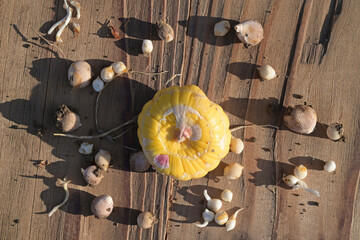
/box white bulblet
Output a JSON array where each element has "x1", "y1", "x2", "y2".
[
  {"x1": 78, "y1": 142, "x2": 93, "y2": 155},
  {"x1": 293, "y1": 165, "x2": 308, "y2": 180},
  {"x1": 92, "y1": 77, "x2": 104, "y2": 92},
  {"x1": 100, "y1": 66, "x2": 115, "y2": 82},
  {"x1": 221, "y1": 189, "x2": 233, "y2": 202},
  {"x1": 142, "y1": 39, "x2": 153, "y2": 57},
  {"x1": 111, "y1": 61, "x2": 128, "y2": 75},
  {"x1": 326, "y1": 123, "x2": 344, "y2": 141},
  {"x1": 257, "y1": 65, "x2": 277, "y2": 80},
  {"x1": 324, "y1": 160, "x2": 336, "y2": 173},
  {"x1": 214, "y1": 211, "x2": 228, "y2": 225},
  {"x1": 214, "y1": 20, "x2": 230, "y2": 36},
  {"x1": 204, "y1": 189, "x2": 222, "y2": 212},
  {"x1": 230, "y1": 137, "x2": 244, "y2": 154}
]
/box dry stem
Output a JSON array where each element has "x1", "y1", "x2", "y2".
[
  {"x1": 230, "y1": 124, "x2": 279, "y2": 133},
  {"x1": 29, "y1": 26, "x2": 66, "y2": 58},
  {"x1": 48, "y1": 178, "x2": 71, "y2": 217},
  {"x1": 54, "y1": 117, "x2": 137, "y2": 139}
]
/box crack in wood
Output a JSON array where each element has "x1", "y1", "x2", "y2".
[{"x1": 318, "y1": 0, "x2": 342, "y2": 64}]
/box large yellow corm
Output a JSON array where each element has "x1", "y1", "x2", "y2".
[{"x1": 137, "y1": 85, "x2": 231, "y2": 180}]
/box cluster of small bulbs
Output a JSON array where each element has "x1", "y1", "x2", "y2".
[
  {"x1": 282, "y1": 161, "x2": 336, "y2": 197},
  {"x1": 47, "y1": 0, "x2": 81, "y2": 42},
  {"x1": 281, "y1": 104, "x2": 343, "y2": 195},
  {"x1": 195, "y1": 190, "x2": 243, "y2": 231},
  {"x1": 67, "y1": 60, "x2": 128, "y2": 93},
  {"x1": 193, "y1": 163, "x2": 244, "y2": 231}
]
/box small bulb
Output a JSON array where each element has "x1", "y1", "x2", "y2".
[
  {"x1": 293, "y1": 165, "x2": 308, "y2": 180},
  {"x1": 68, "y1": 60, "x2": 92, "y2": 88},
  {"x1": 137, "y1": 212, "x2": 158, "y2": 229},
  {"x1": 226, "y1": 208, "x2": 243, "y2": 231},
  {"x1": 324, "y1": 160, "x2": 336, "y2": 173},
  {"x1": 91, "y1": 195, "x2": 113, "y2": 219},
  {"x1": 257, "y1": 65, "x2": 277, "y2": 80},
  {"x1": 130, "y1": 151, "x2": 151, "y2": 172},
  {"x1": 92, "y1": 77, "x2": 104, "y2": 92},
  {"x1": 70, "y1": 22, "x2": 80, "y2": 35},
  {"x1": 81, "y1": 165, "x2": 104, "y2": 186},
  {"x1": 142, "y1": 39, "x2": 153, "y2": 57},
  {"x1": 214, "y1": 20, "x2": 230, "y2": 36},
  {"x1": 297, "y1": 179, "x2": 320, "y2": 197},
  {"x1": 234, "y1": 20, "x2": 263, "y2": 47},
  {"x1": 220, "y1": 189, "x2": 233, "y2": 202},
  {"x1": 203, "y1": 190, "x2": 222, "y2": 213},
  {"x1": 282, "y1": 174, "x2": 299, "y2": 187},
  {"x1": 95, "y1": 149, "x2": 111, "y2": 171},
  {"x1": 111, "y1": 61, "x2": 128, "y2": 75},
  {"x1": 78, "y1": 142, "x2": 93, "y2": 155},
  {"x1": 223, "y1": 163, "x2": 244, "y2": 180},
  {"x1": 55, "y1": 104, "x2": 81, "y2": 132},
  {"x1": 230, "y1": 136, "x2": 244, "y2": 154},
  {"x1": 283, "y1": 105, "x2": 317, "y2": 134},
  {"x1": 326, "y1": 123, "x2": 344, "y2": 141},
  {"x1": 195, "y1": 209, "x2": 215, "y2": 228},
  {"x1": 156, "y1": 21, "x2": 174, "y2": 43},
  {"x1": 214, "y1": 211, "x2": 228, "y2": 225},
  {"x1": 100, "y1": 66, "x2": 115, "y2": 82}
]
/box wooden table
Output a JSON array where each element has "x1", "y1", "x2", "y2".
[{"x1": 1, "y1": 0, "x2": 359, "y2": 239}]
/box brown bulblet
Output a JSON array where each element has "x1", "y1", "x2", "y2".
[
  {"x1": 55, "y1": 104, "x2": 82, "y2": 132},
  {"x1": 156, "y1": 21, "x2": 174, "y2": 43},
  {"x1": 81, "y1": 165, "x2": 104, "y2": 186},
  {"x1": 283, "y1": 105, "x2": 317, "y2": 134},
  {"x1": 91, "y1": 195, "x2": 114, "y2": 219}
]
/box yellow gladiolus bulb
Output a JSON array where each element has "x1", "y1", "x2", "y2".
[{"x1": 137, "y1": 85, "x2": 231, "y2": 180}]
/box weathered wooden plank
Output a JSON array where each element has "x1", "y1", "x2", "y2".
[
  {"x1": 1, "y1": 0, "x2": 360, "y2": 239},
  {"x1": 274, "y1": 0, "x2": 360, "y2": 239}
]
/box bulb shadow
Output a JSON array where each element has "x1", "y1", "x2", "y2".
[
  {"x1": 19, "y1": 174, "x2": 95, "y2": 216},
  {"x1": 226, "y1": 62, "x2": 260, "y2": 80},
  {"x1": 248, "y1": 157, "x2": 327, "y2": 190},
  {"x1": 206, "y1": 161, "x2": 227, "y2": 183},
  {"x1": 248, "y1": 158, "x2": 294, "y2": 190},
  {"x1": 169, "y1": 184, "x2": 223, "y2": 224},
  {"x1": 107, "y1": 207, "x2": 142, "y2": 225},
  {"x1": 114, "y1": 38, "x2": 143, "y2": 56},
  {"x1": 178, "y1": 16, "x2": 240, "y2": 46},
  {"x1": 94, "y1": 20, "x2": 112, "y2": 39},
  {"x1": 118, "y1": 17, "x2": 160, "y2": 41},
  {"x1": 288, "y1": 156, "x2": 325, "y2": 171}
]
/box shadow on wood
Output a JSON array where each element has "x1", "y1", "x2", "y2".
[
  {"x1": 226, "y1": 62, "x2": 260, "y2": 80},
  {"x1": 118, "y1": 17, "x2": 160, "y2": 40},
  {"x1": 288, "y1": 156, "x2": 325, "y2": 171},
  {"x1": 1, "y1": 57, "x2": 157, "y2": 222},
  {"x1": 248, "y1": 158, "x2": 293, "y2": 189},
  {"x1": 206, "y1": 161, "x2": 227, "y2": 183},
  {"x1": 107, "y1": 207, "x2": 142, "y2": 226},
  {"x1": 178, "y1": 16, "x2": 240, "y2": 46},
  {"x1": 169, "y1": 185, "x2": 223, "y2": 224},
  {"x1": 19, "y1": 174, "x2": 95, "y2": 216}
]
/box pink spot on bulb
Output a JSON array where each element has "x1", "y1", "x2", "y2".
[{"x1": 154, "y1": 154, "x2": 170, "y2": 169}]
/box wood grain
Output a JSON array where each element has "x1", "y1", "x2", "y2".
[{"x1": 0, "y1": 0, "x2": 359, "y2": 240}]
